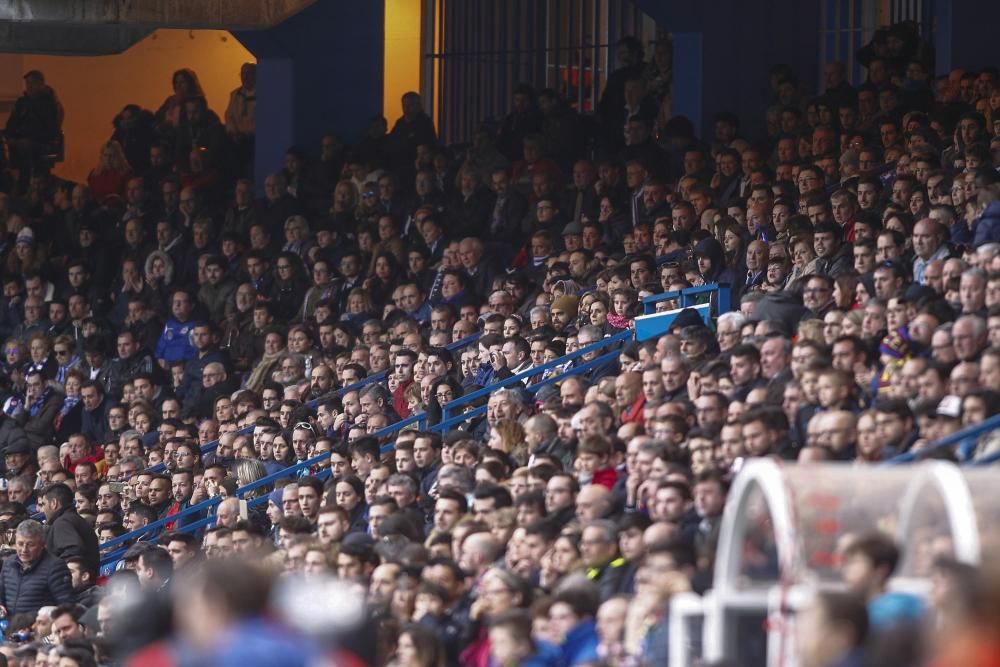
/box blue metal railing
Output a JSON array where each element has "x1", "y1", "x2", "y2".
[
  {"x1": 98, "y1": 326, "x2": 641, "y2": 565},
  {"x1": 100, "y1": 451, "x2": 337, "y2": 567},
  {"x1": 642, "y1": 283, "x2": 732, "y2": 315},
  {"x1": 141, "y1": 333, "x2": 481, "y2": 474},
  {"x1": 99, "y1": 333, "x2": 482, "y2": 568},
  {"x1": 886, "y1": 413, "x2": 1000, "y2": 465},
  {"x1": 431, "y1": 346, "x2": 627, "y2": 433},
  {"x1": 439, "y1": 329, "x2": 633, "y2": 425}
]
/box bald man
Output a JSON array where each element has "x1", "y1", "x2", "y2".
[
  {"x1": 745, "y1": 240, "x2": 768, "y2": 289},
  {"x1": 576, "y1": 484, "x2": 612, "y2": 522},
  {"x1": 459, "y1": 531, "x2": 500, "y2": 578},
  {"x1": 215, "y1": 497, "x2": 240, "y2": 528},
  {"x1": 815, "y1": 410, "x2": 857, "y2": 460},
  {"x1": 615, "y1": 372, "x2": 645, "y2": 424}
]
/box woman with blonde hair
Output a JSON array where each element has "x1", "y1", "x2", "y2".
[
  {"x1": 330, "y1": 179, "x2": 359, "y2": 229},
  {"x1": 797, "y1": 319, "x2": 826, "y2": 344},
  {"x1": 87, "y1": 140, "x2": 132, "y2": 203},
  {"x1": 282, "y1": 215, "x2": 314, "y2": 260},
  {"x1": 245, "y1": 328, "x2": 286, "y2": 392},
  {"x1": 487, "y1": 419, "x2": 528, "y2": 466},
  {"x1": 234, "y1": 458, "x2": 271, "y2": 500}
]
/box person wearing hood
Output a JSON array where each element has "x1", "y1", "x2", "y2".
[{"x1": 693, "y1": 237, "x2": 737, "y2": 290}]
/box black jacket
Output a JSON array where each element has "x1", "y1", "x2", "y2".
[
  {"x1": 0, "y1": 551, "x2": 74, "y2": 615},
  {"x1": 46, "y1": 506, "x2": 101, "y2": 577}
]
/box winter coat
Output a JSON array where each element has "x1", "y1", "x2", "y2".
[
  {"x1": 45, "y1": 505, "x2": 101, "y2": 577},
  {"x1": 0, "y1": 551, "x2": 74, "y2": 615}
]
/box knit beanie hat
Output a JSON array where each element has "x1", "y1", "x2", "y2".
[{"x1": 551, "y1": 295, "x2": 579, "y2": 316}]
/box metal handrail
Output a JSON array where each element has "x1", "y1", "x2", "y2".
[
  {"x1": 642, "y1": 282, "x2": 731, "y2": 315},
  {"x1": 440, "y1": 329, "x2": 632, "y2": 423},
  {"x1": 142, "y1": 333, "x2": 481, "y2": 472},
  {"x1": 430, "y1": 346, "x2": 625, "y2": 433},
  {"x1": 99, "y1": 335, "x2": 483, "y2": 563},
  {"x1": 100, "y1": 455, "x2": 336, "y2": 566},
  {"x1": 885, "y1": 413, "x2": 1000, "y2": 465}
]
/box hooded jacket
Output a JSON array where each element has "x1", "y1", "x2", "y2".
[{"x1": 694, "y1": 237, "x2": 737, "y2": 286}]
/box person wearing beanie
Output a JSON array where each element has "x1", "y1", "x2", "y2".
[{"x1": 551, "y1": 295, "x2": 579, "y2": 334}]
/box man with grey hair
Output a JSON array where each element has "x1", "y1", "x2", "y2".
[
  {"x1": 215, "y1": 497, "x2": 240, "y2": 528},
  {"x1": 580, "y1": 519, "x2": 627, "y2": 600},
  {"x1": 485, "y1": 389, "x2": 528, "y2": 437},
  {"x1": 959, "y1": 268, "x2": 988, "y2": 315},
  {"x1": 359, "y1": 383, "x2": 397, "y2": 425},
  {"x1": 660, "y1": 354, "x2": 691, "y2": 402},
  {"x1": 524, "y1": 413, "x2": 571, "y2": 466},
  {"x1": 953, "y1": 315, "x2": 988, "y2": 362},
  {"x1": 436, "y1": 463, "x2": 476, "y2": 496},
  {"x1": 574, "y1": 324, "x2": 619, "y2": 381},
  {"x1": 459, "y1": 236, "x2": 496, "y2": 298},
  {"x1": 0, "y1": 520, "x2": 74, "y2": 615},
  {"x1": 528, "y1": 305, "x2": 551, "y2": 330},
  {"x1": 716, "y1": 311, "x2": 745, "y2": 352},
  {"x1": 458, "y1": 531, "x2": 501, "y2": 579}
]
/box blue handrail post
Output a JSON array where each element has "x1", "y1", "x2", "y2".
[{"x1": 718, "y1": 283, "x2": 732, "y2": 315}]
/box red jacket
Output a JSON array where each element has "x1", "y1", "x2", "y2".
[
  {"x1": 619, "y1": 395, "x2": 646, "y2": 425},
  {"x1": 592, "y1": 466, "x2": 618, "y2": 490}
]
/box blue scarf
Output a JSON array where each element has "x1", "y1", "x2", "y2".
[
  {"x1": 56, "y1": 356, "x2": 80, "y2": 384},
  {"x1": 60, "y1": 395, "x2": 81, "y2": 418},
  {"x1": 28, "y1": 388, "x2": 51, "y2": 417}
]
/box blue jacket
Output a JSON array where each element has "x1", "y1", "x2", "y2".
[
  {"x1": 560, "y1": 618, "x2": 600, "y2": 666},
  {"x1": 974, "y1": 200, "x2": 1000, "y2": 246},
  {"x1": 155, "y1": 318, "x2": 197, "y2": 364},
  {"x1": 489, "y1": 640, "x2": 563, "y2": 667},
  {"x1": 523, "y1": 641, "x2": 564, "y2": 667}
]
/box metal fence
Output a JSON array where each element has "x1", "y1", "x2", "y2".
[{"x1": 424, "y1": 0, "x2": 660, "y2": 145}]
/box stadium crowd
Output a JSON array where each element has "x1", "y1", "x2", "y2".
[{"x1": 0, "y1": 19, "x2": 994, "y2": 667}]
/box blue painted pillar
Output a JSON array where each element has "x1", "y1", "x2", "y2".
[
  {"x1": 235, "y1": 1, "x2": 385, "y2": 191},
  {"x1": 932, "y1": 0, "x2": 1000, "y2": 75},
  {"x1": 630, "y1": 0, "x2": 819, "y2": 142},
  {"x1": 671, "y1": 32, "x2": 703, "y2": 138}
]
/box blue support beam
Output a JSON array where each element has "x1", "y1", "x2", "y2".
[{"x1": 234, "y1": 0, "x2": 386, "y2": 192}]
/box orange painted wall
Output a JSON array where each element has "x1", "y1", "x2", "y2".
[
  {"x1": 12, "y1": 29, "x2": 254, "y2": 184},
  {"x1": 383, "y1": 0, "x2": 423, "y2": 127}
]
